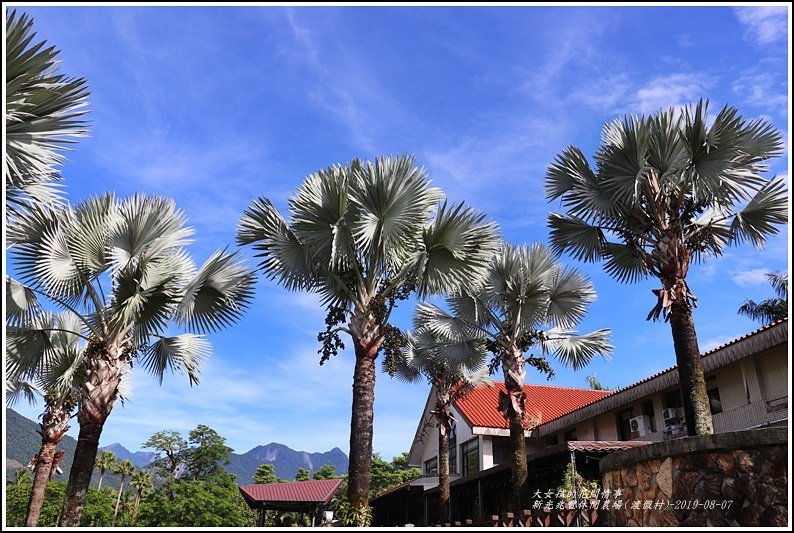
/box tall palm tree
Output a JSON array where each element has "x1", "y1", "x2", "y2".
[
  {"x1": 112, "y1": 459, "x2": 136, "y2": 525},
  {"x1": 738, "y1": 272, "x2": 788, "y2": 324},
  {"x1": 94, "y1": 450, "x2": 117, "y2": 491},
  {"x1": 237, "y1": 154, "x2": 500, "y2": 524},
  {"x1": 545, "y1": 100, "x2": 786, "y2": 436},
  {"x1": 417, "y1": 244, "x2": 612, "y2": 514},
  {"x1": 6, "y1": 193, "x2": 256, "y2": 526},
  {"x1": 6, "y1": 311, "x2": 84, "y2": 527},
  {"x1": 390, "y1": 326, "x2": 490, "y2": 524},
  {"x1": 129, "y1": 469, "x2": 153, "y2": 522},
  {"x1": 4, "y1": 9, "x2": 89, "y2": 216}
]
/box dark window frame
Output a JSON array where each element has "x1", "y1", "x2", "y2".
[{"x1": 460, "y1": 437, "x2": 479, "y2": 477}]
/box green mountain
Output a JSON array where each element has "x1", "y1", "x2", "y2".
[
  {"x1": 5, "y1": 408, "x2": 121, "y2": 489},
  {"x1": 6, "y1": 409, "x2": 348, "y2": 486}
]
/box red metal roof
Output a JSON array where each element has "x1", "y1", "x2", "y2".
[
  {"x1": 238, "y1": 478, "x2": 344, "y2": 504},
  {"x1": 454, "y1": 382, "x2": 612, "y2": 429}
]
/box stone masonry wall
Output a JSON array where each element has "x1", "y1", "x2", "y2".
[{"x1": 600, "y1": 428, "x2": 788, "y2": 527}]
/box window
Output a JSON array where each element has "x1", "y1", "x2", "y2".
[
  {"x1": 564, "y1": 429, "x2": 577, "y2": 442},
  {"x1": 424, "y1": 457, "x2": 438, "y2": 475},
  {"x1": 642, "y1": 400, "x2": 656, "y2": 432},
  {"x1": 460, "y1": 438, "x2": 479, "y2": 477},
  {"x1": 545, "y1": 434, "x2": 559, "y2": 446},
  {"x1": 617, "y1": 409, "x2": 633, "y2": 441},
  {"x1": 664, "y1": 390, "x2": 682, "y2": 409},
  {"x1": 707, "y1": 387, "x2": 723, "y2": 415},
  {"x1": 493, "y1": 437, "x2": 511, "y2": 464},
  {"x1": 448, "y1": 419, "x2": 457, "y2": 474}
]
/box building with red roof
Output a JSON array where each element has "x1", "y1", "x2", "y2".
[
  {"x1": 239, "y1": 478, "x2": 344, "y2": 526},
  {"x1": 372, "y1": 319, "x2": 788, "y2": 526}
]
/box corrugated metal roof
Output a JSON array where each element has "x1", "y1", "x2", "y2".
[
  {"x1": 238, "y1": 478, "x2": 343, "y2": 504},
  {"x1": 454, "y1": 382, "x2": 612, "y2": 429}
]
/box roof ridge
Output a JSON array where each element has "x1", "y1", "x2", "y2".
[{"x1": 488, "y1": 380, "x2": 613, "y2": 394}]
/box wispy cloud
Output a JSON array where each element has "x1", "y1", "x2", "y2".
[
  {"x1": 676, "y1": 33, "x2": 693, "y2": 48},
  {"x1": 700, "y1": 335, "x2": 735, "y2": 353},
  {"x1": 629, "y1": 73, "x2": 716, "y2": 115},
  {"x1": 732, "y1": 66, "x2": 788, "y2": 117},
  {"x1": 734, "y1": 7, "x2": 788, "y2": 45},
  {"x1": 731, "y1": 268, "x2": 773, "y2": 287}
]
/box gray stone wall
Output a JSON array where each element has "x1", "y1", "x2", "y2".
[{"x1": 600, "y1": 428, "x2": 788, "y2": 527}]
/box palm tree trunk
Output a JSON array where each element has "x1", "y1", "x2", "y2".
[
  {"x1": 97, "y1": 468, "x2": 105, "y2": 491},
  {"x1": 60, "y1": 420, "x2": 104, "y2": 526},
  {"x1": 60, "y1": 341, "x2": 124, "y2": 526},
  {"x1": 24, "y1": 442, "x2": 56, "y2": 527},
  {"x1": 437, "y1": 411, "x2": 451, "y2": 524},
  {"x1": 26, "y1": 396, "x2": 73, "y2": 527},
  {"x1": 113, "y1": 476, "x2": 126, "y2": 525},
  {"x1": 501, "y1": 347, "x2": 527, "y2": 516},
  {"x1": 132, "y1": 491, "x2": 141, "y2": 521},
  {"x1": 669, "y1": 297, "x2": 713, "y2": 436},
  {"x1": 346, "y1": 336, "x2": 379, "y2": 525}
]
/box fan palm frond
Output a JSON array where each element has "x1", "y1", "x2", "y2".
[{"x1": 5, "y1": 10, "x2": 89, "y2": 213}]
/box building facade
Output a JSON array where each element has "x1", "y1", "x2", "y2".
[{"x1": 371, "y1": 319, "x2": 788, "y2": 526}]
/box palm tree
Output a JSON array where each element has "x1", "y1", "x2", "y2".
[
  {"x1": 4, "y1": 9, "x2": 89, "y2": 216},
  {"x1": 417, "y1": 243, "x2": 612, "y2": 514},
  {"x1": 129, "y1": 468, "x2": 153, "y2": 522},
  {"x1": 14, "y1": 468, "x2": 33, "y2": 487},
  {"x1": 6, "y1": 311, "x2": 83, "y2": 527},
  {"x1": 112, "y1": 459, "x2": 135, "y2": 525},
  {"x1": 738, "y1": 272, "x2": 788, "y2": 324},
  {"x1": 390, "y1": 326, "x2": 490, "y2": 524},
  {"x1": 94, "y1": 450, "x2": 117, "y2": 491},
  {"x1": 545, "y1": 100, "x2": 786, "y2": 436},
  {"x1": 6, "y1": 193, "x2": 256, "y2": 526},
  {"x1": 237, "y1": 154, "x2": 500, "y2": 524}
]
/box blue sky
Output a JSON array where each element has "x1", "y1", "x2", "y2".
[{"x1": 6, "y1": 5, "x2": 790, "y2": 463}]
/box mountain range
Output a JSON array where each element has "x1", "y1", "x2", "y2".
[{"x1": 5, "y1": 408, "x2": 348, "y2": 485}]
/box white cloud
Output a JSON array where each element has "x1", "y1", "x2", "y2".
[
  {"x1": 732, "y1": 69, "x2": 788, "y2": 117},
  {"x1": 629, "y1": 73, "x2": 716, "y2": 115},
  {"x1": 734, "y1": 7, "x2": 789, "y2": 45},
  {"x1": 700, "y1": 335, "x2": 735, "y2": 353},
  {"x1": 676, "y1": 34, "x2": 693, "y2": 48},
  {"x1": 731, "y1": 268, "x2": 773, "y2": 287},
  {"x1": 568, "y1": 73, "x2": 632, "y2": 113}
]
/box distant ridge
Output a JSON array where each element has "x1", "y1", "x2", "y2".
[{"x1": 6, "y1": 409, "x2": 347, "y2": 485}]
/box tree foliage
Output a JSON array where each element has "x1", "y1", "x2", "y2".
[
  {"x1": 183, "y1": 424, "x2": 233, "y2": 480},
  {"x1": 5, "y1": 9, "x2": 90, "y2": 216},
  {"x1": 142, "y1": 430, "x2": 187, "y2": 480},
  {"x1": 5, "y1": 480, "x2": 116, "y2": 527},
  {"x1": 253, "y1": 463, "x2": 280, "y2": 485},
  {"x1": 738, "y1": 272, "x2": 788, "y2": 324},
  {"x1": 313, "y1": 463, "x2": 339, "y2": 480},
  {"x1": 135, "y1": 474, "x2": 255, "y2": 527}
]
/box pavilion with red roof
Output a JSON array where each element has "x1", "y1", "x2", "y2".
[{"x1": 239, "y1": 478, "x2": 344, "y2": 526}]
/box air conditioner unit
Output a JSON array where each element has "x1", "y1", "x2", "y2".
[
  {"x1": 662, "y1": 407, "x2": 681, "y2": 420},
  {"x1": 663, "y1": 424, "x2": 687, "y2": 440},
  {"x1": 629, "y1": 415, "x2": 652, "y2": 436}
]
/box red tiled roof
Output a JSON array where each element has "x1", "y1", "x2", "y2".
[
  {"x1": 454, "y1": 382, "x2": 612, "y2": 429},
  {"x1": 238, "y1": 478, "x2": 343, "y2": 504}
]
